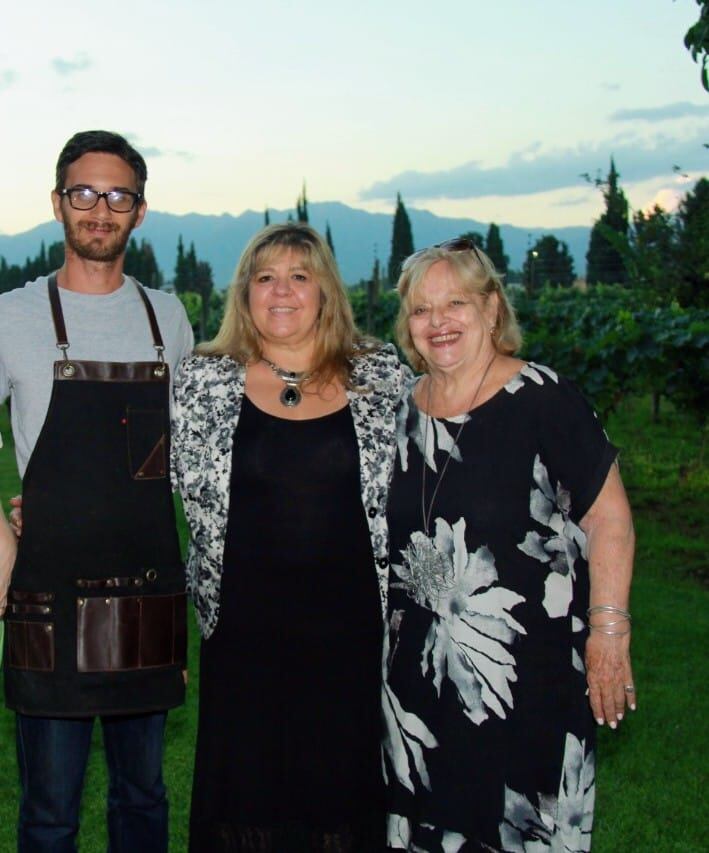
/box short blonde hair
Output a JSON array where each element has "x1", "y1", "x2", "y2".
[
  {"x1": 199, "y1": 223, "x2": 370, "y2": 385},
  {"x1": 396, "y1": 244, "x2": 522, "y2": 372}
]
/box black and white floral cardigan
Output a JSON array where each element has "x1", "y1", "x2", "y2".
[{"x1": 171, "y1": 345, "x2": 407, "y2": 639}]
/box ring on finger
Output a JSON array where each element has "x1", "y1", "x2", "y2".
[{"x1": 624, "y1": 684, "x2": 635, "y2": 692}]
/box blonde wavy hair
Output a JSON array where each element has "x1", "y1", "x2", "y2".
[
  {"x1": 199, "y1": 223, "x2": 372, "y2": 385},
  {"x1": 396, "y1": 243, "x2": 522, "y2": 372}
]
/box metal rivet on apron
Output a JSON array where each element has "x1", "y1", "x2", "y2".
[
  {"x1": 105, "y1": 598, "x2": 111, "y2": 605},
  {"x1": 62, "y1": 363, "x2": 76, "y2": 378},
  {"x1": 78, "y1": 598, "x2": 85, "y2": 606},
  {"x1": 105, "y1": 579, "x2": 114, "y2": 587},
  {"x1": 136, "y1": 472, "x2": 145, "y2": 478},
  {"x1": 145, "y1": 569, "x2": 158, "y2": 582},
  {"x1": 153, "y1": 365, "x2": 166, "y2": 378},
  {"x1": 45, "y1": 625, "x2": 53, "y2": 632}
]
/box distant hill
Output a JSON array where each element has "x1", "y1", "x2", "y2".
[{"x1": 0, "y1": 203, "x2": 590, "y2": 287}]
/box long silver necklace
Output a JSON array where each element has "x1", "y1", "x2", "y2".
[
  {"x1": 420, "y1": 354, "x2": 497, "y2": 539},
  {"x1": 400, "y1": 355, "x2": 497, "y2": 605},
  {"x1": 262, "y1": 358, "x2": 313, "y2": 407}
]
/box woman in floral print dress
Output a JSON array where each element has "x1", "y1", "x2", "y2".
[{"x1": 383, "y1": 240, "x2": 636, "y2": 852}]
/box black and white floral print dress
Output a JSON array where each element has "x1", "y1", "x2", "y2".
[{"x1": 383, "y1": 363, "x2": 618, "y2": 853}]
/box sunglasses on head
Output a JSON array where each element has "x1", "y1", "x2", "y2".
[{"x1": 434, "y1": 237, "x2": 485, "y2": 267}]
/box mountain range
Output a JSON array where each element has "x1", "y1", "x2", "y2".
[{"x1": 0, "y1": 202, "x2": 591, "y2": 287}]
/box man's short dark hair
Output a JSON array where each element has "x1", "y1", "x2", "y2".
[{"x1": 55, "y1": 131, "x2": 148, "y2": 195}]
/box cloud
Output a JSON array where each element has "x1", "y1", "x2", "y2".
[
  {"x1": 601, "y1": 82, "x2": 621, "y2": 92},
  {"x1": 611, "y1": 101, "x2": 709, "y2": 122},
  {"x1": 125, "y1": 137, "x2": 194, "y2": 161},
  {"x1": 51, "y1": 54, "x2": 92, "y2": 76},
  {"x1": 553, "y1": 195, "x2": 591, "y2": 207},
  {"x1": 359, "y1": 130, "x2": 709, "y2": 202},
  {"x1": 0, "y1": 70, "x2": 18, "y2": 91}
]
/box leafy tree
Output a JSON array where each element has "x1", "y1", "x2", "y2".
[
  {"x1": 630, "y1": 206, "x2": 678, "y2": 302},
  {"x1": 387, "y1": 193, "x2": 414, "y2": 286},
  {"x1": 296, "y1": 184, "x2": 309, "y2": 223},
  {"x1": 676, "y1": 176, "x2": 709, "y2": 308},
  {"x1": 325, "y1": 222, "x2": 335, "y2": 257},
  {"x1": 264, "y1": 208, "x2": 270, "y2": 227},
  {"x1": 0, "y1": 240, "x2": 65, "y2": 293},
  {"x1": 523, "y1": 235, "x2": 575, "y2": 291},
  {"x1": 586, "y1": 158, "x2": 630, "y2": 284},
  {"x1": 124, "y1": 238, "x2": 163, "y2": 289},
  {"x1": 194, "y1": 260, "x2": 215, "y2": 342},
  {"x1": 485, "y1": 223, "x2": 508, "y2": 275},
  {"x1": 684, "y1": 0, "x2": 709, "y2": 91}
]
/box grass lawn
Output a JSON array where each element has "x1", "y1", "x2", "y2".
[{"x1": 1, "y1": 397, "x2": 707, "y2": 851}]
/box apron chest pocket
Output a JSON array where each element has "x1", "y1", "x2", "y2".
[
  {"x1": 76, "y1": 593, "x2": 186, "y2": 672},
  {"x1": 126, "y1": 407, "x2": 167, "y2": 480}
]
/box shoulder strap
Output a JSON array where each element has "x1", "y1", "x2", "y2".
[
  {"x1": 47, "y1": 273, "x2": 69, "y2": 350},
  {"x1": 131, "y1": 278, "x2": 165, "y2": 351}
]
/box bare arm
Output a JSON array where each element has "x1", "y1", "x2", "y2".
[
  {"x1": 0, "y1": 506, "x2": 16, "y2": 617},
  {"x1": 579, "y1": 463, "x2": 636, "y2": 728}
]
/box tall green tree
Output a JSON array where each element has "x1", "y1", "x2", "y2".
[
  {"x1": 485, "y1": 223, "x2": 508, "y2": 275},
  {"x1": 325, "y1": 222, "x2": 335, "y2": 257},
  {"x1": 296, "y1": 183, "x2": 309, "y2": 223},
  {"x1": 586, "y1": 158, "x2": 630, "y2": 284},
  {"x1": 676, "y1": 176, "x2": 709, "y2": 307},
  {"x1": 264, "y1": 208, "x2": 270, "y2": 227},
  {"x1": 387, "y1": 193, "x2": 414, "y2": 285},
  {"x1": 194, "y1": 260, "x2": 215, "y2": 341},
  {"x1": 124, "y1": 238, "x2": 163, "y2": 289},
  {"x1": 524, "y1": 235, "x2": 575, "y2": 290},
  {"x1": 173, "y1": 236, "x2": 190, "y2": 293},
  {"x1": 684, "y1": 0, "x2": 709, "y2": 91},
  {"x1": 630, "y1": 206, "x2": 678, "y2": 302}
]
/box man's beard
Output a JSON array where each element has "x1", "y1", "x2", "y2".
[{"x1": 63, "y1": 214, "x2": 137, "y2": 263}]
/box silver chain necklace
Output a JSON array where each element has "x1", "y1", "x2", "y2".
[
  {"x1": 262, "y1": 358, "x2": 313, "y2": 407},
  {"x1": 421, "y1": 354, "x2": 497, "y2": 536}
]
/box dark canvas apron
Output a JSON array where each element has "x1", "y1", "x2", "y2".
[{"x1": 3, "y1": 275, "x2": 186, "y2": 717}]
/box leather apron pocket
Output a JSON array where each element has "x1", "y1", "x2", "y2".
[
  {"x1": 5, "y1": 591, "x2": 55, "y2": 671},
  {"x1": 126, "y1": 407, "x2": 167, "y2": 480},
  {"x1": 76, "y1": 591, "x2": 186, "y2": 672}
]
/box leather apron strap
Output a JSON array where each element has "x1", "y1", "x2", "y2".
[{"x1": 47, "y1": 272, "x2": 166, "y2": 367}]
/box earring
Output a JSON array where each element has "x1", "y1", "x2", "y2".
[{"x1": 489, "y1": 325, "x2": 495, "y2": 335}]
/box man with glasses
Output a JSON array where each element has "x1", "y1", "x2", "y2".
[{"x1": 0, "y1": 130, "x2": 193, "y2": 852}]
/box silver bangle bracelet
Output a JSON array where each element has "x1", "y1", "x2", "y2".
[
  {"x1": 587, "y1": 605, "x2": 631, "y2": 621},
  {"x1": 589, "y1": 625, "x2": 631, "y2": 636}
]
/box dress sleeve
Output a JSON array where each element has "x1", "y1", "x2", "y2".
[{"x1": 538, "y1": 375, "x2": 618, "y2": 524}]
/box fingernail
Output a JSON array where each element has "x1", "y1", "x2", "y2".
[
  {"x1": 609, "y1": 721, "x2": 617, "y2": 730},
  {"x1": 596, "y1": 718, "x2": 604, "y2": 726},
  {"x1": 630, "y1": 703, "x2": 636, "y2": 711},
  {"x1": 617, "y1": 713, "x2": 624, "y2": 721}
]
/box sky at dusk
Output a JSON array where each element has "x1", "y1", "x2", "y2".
[{"x1": 0, "y1": 0, "x2": 707, "y2": 235}]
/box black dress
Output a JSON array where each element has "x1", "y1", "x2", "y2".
[
  {"x1": 190, "y1": 397, "x2": 386, "y2": 852},
  {"x1": 383, "y1": 364, "x2": 618, "y2": 852}
]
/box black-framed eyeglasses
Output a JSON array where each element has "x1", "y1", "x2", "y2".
[{"x1": 59, "y1": 186, "x2": 143, "y2": 213}]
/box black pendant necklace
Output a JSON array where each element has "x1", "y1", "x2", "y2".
[{"x1": 262, "y1": 358, "x2": 313, "y2": 407}]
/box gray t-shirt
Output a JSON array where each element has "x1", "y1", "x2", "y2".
[{"x1": 0, "y1": 276, "x2": 194, "y2": 477}]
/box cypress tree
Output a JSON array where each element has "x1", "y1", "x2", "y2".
[
  {"x1": 264, "y1": 208, "x2": 270, "y2": 227},
  {"x1": 325, "y1": 222, "x2": 335, "y2": 257},
  {"x1": 388, "y1": 193, "x2": 414, "y2": 285},
  {"x1": 485, "y1": 223, "x2": 509, "y2": 275},
  {"x1": 586, "y1": 158, "x2": 630, "y2": 284},
  {"x1": 296, "y1": 183, "x2": 309, "y2": 223}
]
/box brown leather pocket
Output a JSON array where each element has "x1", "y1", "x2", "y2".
[
  {"x1": 6, "y1": 621, "x2": 55, "y2": 671},
  {"x1": 7, "y1": 603, "x2": 53, "y2": 616},
  {"x1": 126, "y1": 408, "x2": 167, "y2": 480},
  {"x1": 76, "y1": 593, "x2": 186, "y2": 672}
]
